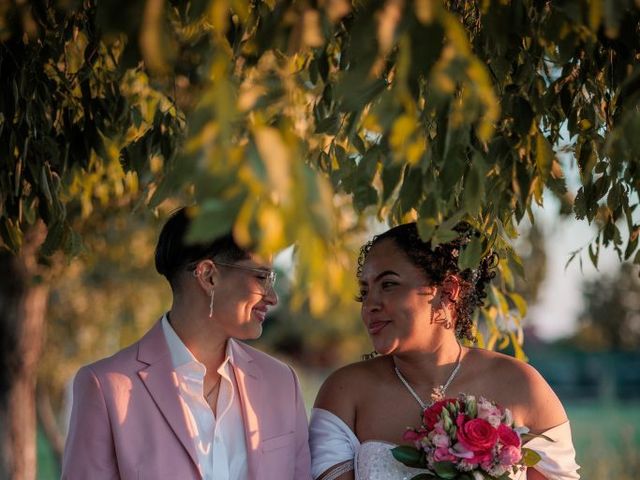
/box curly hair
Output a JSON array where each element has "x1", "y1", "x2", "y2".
[{"x1": 357, "y1": 222, "x2": 497, "y2": 340}]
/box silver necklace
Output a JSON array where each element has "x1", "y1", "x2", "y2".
[{"x1": 394, "y1": 343, "x2": 463, "y2": 410}]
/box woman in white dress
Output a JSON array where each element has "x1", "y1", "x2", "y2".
[{"x1": 309, "y1": 223, "x2": 579, "y2": 480}]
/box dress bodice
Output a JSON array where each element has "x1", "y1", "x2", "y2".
[{"x1": 355, "y1": 441, "x2": 427, "y2": 480}]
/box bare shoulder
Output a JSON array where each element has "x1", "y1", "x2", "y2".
[
  {"x1": 464, "y1": 348, "x2": 568, "y2": 432},
  {"x1": 314, "y1": 357, "x2": 387, "y2": 428}
]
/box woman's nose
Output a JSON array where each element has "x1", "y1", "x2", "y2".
[{"x1": 362, "y1": 292, "x2": 381, "y2": 312}]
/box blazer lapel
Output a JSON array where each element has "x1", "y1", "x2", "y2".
[
  {"x1": 230, "y1": 339, "x2": 263, "y2": 480},
  {"x1": 137, "y1": 320, "x2": 201, "y2": 474}
]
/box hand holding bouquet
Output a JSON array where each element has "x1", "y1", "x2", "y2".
[{"x1": 392, "y1": 394, "x2": 544, "y2": 480}]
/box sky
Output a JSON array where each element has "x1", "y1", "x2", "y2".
[{"x1": 525, "y1": 206, "x2": 622, "y2": 341}]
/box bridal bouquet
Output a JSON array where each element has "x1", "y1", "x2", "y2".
[{"x1": 392, "y1": 394, "x2": 543, "y2": 480}]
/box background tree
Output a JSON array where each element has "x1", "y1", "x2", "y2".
[
  {"x1": 0, "y1": 2, "x2": 183, "y2": 477},
  {"x1": 572, "y1": 262, "x2": 640, "y2": 351}
]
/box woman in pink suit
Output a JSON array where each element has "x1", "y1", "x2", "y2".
[{"x1": 62, "y1": 208, "x2": 312, "y2": 480}]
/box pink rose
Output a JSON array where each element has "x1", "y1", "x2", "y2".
[
  {"x1": 423, "y1": 399, "x2": 456, "y2": 430},
  {"x1": 433, "y1": 447, "x2": 456, "y2": 462},
  {"x1": 431, "y1": 432, "x2": 450, "y2": 448},
  {"x1": 403, "y1": 429, "x2": 427, "y2": 445},
  {"x1": 497, "y1": 424, "x2": 521, "y2": 448},
  {"x1": 499, "y1": 445, "x2": 522, "y2": 465},
  {"x1": 456, "y1": 415, "x2": 498, "y2": 464},
  {"x1": 477, "y1": 399, "x2": 502, "y2": 427}
]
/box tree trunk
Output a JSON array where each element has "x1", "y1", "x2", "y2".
[{"x1": 0, "y1": 222, "x2": 49, "y2": 480}]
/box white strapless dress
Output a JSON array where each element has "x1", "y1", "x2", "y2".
[{"x1": 309, "y1": 408, "x2": 580, "y2": 480}]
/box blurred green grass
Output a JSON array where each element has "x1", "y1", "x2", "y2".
[
  {"x1": 566, "y1": 403, "x2": 640, "y2": 479},
  {"x1": 37, "y1": 425, "x2": 59, "y2": 480},
  {"x1": 37, "y1": 368, "x2": 640, "y2": 479}
]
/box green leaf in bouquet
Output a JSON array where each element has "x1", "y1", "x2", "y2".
[
  {"x1": 410, "y1": 474, "x2": 437, "y2": 480},
  {"x1": 432, "y1": 461, "x2": 458, "y2": 479},
  {"x1": 521, "y1": 447, "x2": 542, "y2": 467},
  {"x1": 391, "y1": 445, "x2": 425, "y2": 469},
  {"x1": 456, "y1": 474, "x2": 476, "y2": 480},
  {"x1": 464, "y1": 396, "x2": 477, "y2": 418},
  {"x1": 446, "y1": 400, "x2": 459, "y2": 417}
]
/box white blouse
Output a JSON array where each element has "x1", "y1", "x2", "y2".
[{"x1": 309, "y1": 408, "x2": 580, "y2": 480}]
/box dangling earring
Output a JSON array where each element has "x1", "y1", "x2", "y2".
[
  {"x1": 209, "y1": 289, "x2": 215, "y2": 318},
  {"x1": 430, "y1": 303, "x2": 452, "y2": 329},
  {"x1": 444, "y1": 311, "x2": 452, "y2": 329}
]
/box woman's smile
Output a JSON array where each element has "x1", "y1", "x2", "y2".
[{"x1": 367, "y1": 320, "x2": 391, "y2": 335}]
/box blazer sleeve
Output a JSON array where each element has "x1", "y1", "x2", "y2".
[
  {"x1": 61, "y1": 365, "x2": 119, "y2": 480},
  {"x1": 290, "y1": 365, "x2": 313, "y2": 480}
]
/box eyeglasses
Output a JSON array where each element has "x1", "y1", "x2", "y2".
[{"x1": 214, "y1": 261, "x2": 277, "y2": 294}]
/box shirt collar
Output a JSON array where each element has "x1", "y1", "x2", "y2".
[{"x1": 161, "y1": 313, "x2": 235, "y2": 375}]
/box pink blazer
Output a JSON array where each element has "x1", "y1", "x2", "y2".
[{"x1": 61, "y1": 320, "x2": 312, "y2": 480}]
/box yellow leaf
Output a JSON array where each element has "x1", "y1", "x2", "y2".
[
  {"x1": 491, "y1": 285, "x2": 510, "y2": 313},
  {"x1": 579, "y1": 119, "x2": 592, "y2": 131},
  {"x1": 530, "y1": 176, "x2": 543, "y2": 205},
  {"x1": 229, "y1": 0, "x2": 250, "y2": 23},
  {"x1": 589, "y1": 1, "x2": 603, "y2": 31},
  {"x1": 234, "y1": 196, "x2": 258, "y2": 247},
  {"x1": 390, "y1": 115, "x2": 416, "y2": 150},
  {"x1": 254, "y1": 127, "x2": 292, "y2": 198},
  {"x1": 509, "y1": 292, "x2": 528, "y2": 317},
  {"x1": 64, "y1": 30, "x2": 88, "y2": 74},
  {"x1": 406, "y1": 138, "x2": 425, "y2": 166},
  {"x1": 257, "y1": 204, "x2": 286, "y2": 254},
  {"x1": 509, "y1": 331, "x2": 527, "y2": 361},
  {"x1": 414, "y1": 0, "x2": 438, "y2": 24},
  {"x1": 209, "y1": 0, "x2": 230, "y2": 34}
]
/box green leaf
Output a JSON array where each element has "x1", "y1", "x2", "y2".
[
  {"x1": 535, "y1": 131, "x2": 554, "y2": 182},
  {"x1": 463, "y1": 154, "x2": 486, "y2": 214},
  {"x1": 187, "y1": 196, "x2": 245, "y2": 243},
  {"x1": 432, "y1": 461, "x2": 457, "y2": 479},
  {"x1": 41, "y1": 221, "x2": 66, "y2": 257},
  {"x1": 391, "y1": 446, "x2": 424, "y2": 469},
  {"x1": 353, "y1": 183, "x2": 378, "y2": 212},
  {"x1": 521, "y1": 447, "x2": 542, "y2": 467},
  {"x1": 381, "y1": 162, "x2": 404, "y2": 205},
  {"x1": 316, "y1": 114, "x2": 341, "y2": 135},
  {"x1": 410, "y1": 474, "x2": 436, "y2": 480},
  {"x1": 458, "y1": 235, "x2": 482, "y2": 271},
  {"x1": 353, "y1": 136, "x2": 366, "y2": 155},
  {"x1": 432, "y1": 228, "x2": 459, "y2": 246},
  {"x1": 397, "y1": 167, "x2": 424, "y2": 216},
  {"x1": 416, "y1": 218, "x2": 438, "y2": 242}
]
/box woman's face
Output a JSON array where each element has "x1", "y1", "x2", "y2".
[
  {"x1": 358, "y1": 238, "x2": 437, "y2": 355},
  {"x1": 209, "y1": 256, "x2": 278, "y2": 340}
]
